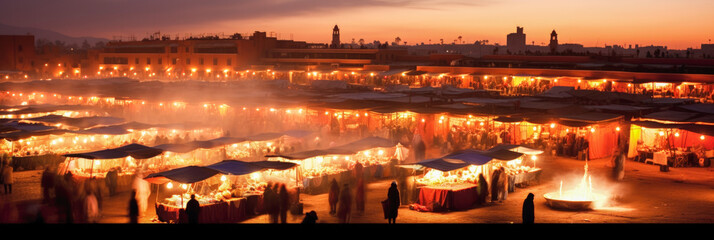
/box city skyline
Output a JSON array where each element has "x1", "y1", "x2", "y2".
[{"x1": 1, "y1": 0, "x2": 713, "y2": 50}]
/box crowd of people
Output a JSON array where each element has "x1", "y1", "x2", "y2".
[{"x1": 260, "y1": 182, "x2": 292, "y2": 224}]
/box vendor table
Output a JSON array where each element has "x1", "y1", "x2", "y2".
[
  {"x1": 417, "y1": 183, "x2": 478, "y2": 212},
  {"x1": 244, "y1": 194, "x2": 263, "y2": 216},
  {"x1": 155, "y1": 198, "x2": 247, "y2": 223},
  {"x1": 653, "y1": 151, "x2": 668, "y2": 166},
  {"x1": 512, "y1": 168, "x2": 542, "y2": 187}
]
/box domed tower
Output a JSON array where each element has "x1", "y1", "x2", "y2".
[
  {"x1": 331, "y1": 25, "x2": 341, "y2": 49},
  {"x1": 549, "y1": 30, "x2": 558, "y2": 54}
]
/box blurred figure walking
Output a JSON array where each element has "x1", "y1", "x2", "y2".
[
  {"x1": 2, "y1": 162, "x2": 13, "y2": 194},
  {"x1": 337, "y1": 184, "x2": 352, "y2": 223},
  {"x1": 41, "y1": 167, "x2": 55, "y2": 203},
  {"x1": 278, "y1": 184, "x2": 289, "y2": 224},
  {"x1": 128, "y1": 190, "x2": 139, "y2": 224},
  {"x1": 328, "y1": 179, "x2": 340, "y2": 215}
]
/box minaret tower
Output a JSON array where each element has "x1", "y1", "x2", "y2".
[
  {"x1": 549, "y1": 30, "x2": 558, "y2": 54},
  {"x1": 331, "y1": 25, "x2": 341, "y2": 48}
]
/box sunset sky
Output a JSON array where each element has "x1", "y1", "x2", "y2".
[{"x1": 1, "y1": 0, "x2": 713, "y2": 49}]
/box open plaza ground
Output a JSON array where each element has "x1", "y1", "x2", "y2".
[{"x1": 2, "y1": 153, "x2": 713, "y2": 224}]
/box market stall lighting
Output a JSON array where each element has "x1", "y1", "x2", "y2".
[
  {"x1": 221, "y1": 175, "x2": 227, "y2": 182},
  {"x1": 659, "y1": 131, "x2": 665, "y2": 136},
  {"x1": 701, "y1": 135, "x2": 706, "y2": 140},
  {"x1": 550, "y1": 123, "x2": 556, "y2": 128},
  {"x1": 166, "y1": 182, "x2": 173, "y2": 189},
  {"x1": 181, "y1": 184, "x2": 188, "y2": 190},
  {"x1": 674, "y1": 132, "x2": 680, "y2": 137}
]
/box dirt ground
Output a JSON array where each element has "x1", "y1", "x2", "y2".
[{"x1": 2, "y1": 154, "x2": 714, "y2": 224}]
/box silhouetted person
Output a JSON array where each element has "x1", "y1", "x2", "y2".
[
  {"x1": 498, "y1": 166, "x2": 508, "y2": 202},
  {"x1": 128, "y1": 190, "x2": 139, "y2": 224},
  {"x1": 612, "y1": 146, "x2": 626, "y2": 181},
  {"x1": 477, "y1": 173, "x2": 489, "y2": 205},
  {"x1": 105, "y1": 167, "x2": 118, "y2": 196},
  {"x1": 278, "y1": 184, "x2": 289, "y2": 224},
  {"x1": 85, "y1": 184, "x2": 99, "y2": 223},
  {"x1": 185, "y1": 194, "x2": 200, "y2": 224},
  {"x1": 386, "y1": 181, "x2": 400, "y2": 224},
  {"x1": 354, "y1": 162, "x2": 364, "y2": 183},
  {"x1": 416, "y1": 139, "x2": 426, "y2": 162},
  {"x1": 337, "y1": 184, "x2": 352, "y2": 223},
  {"x1": 41, "y1": 167, "x2": 55, "y2": 203},
  {"x1": 328, "y1": 179, "x2": 340, "y2": 215},
  {"x1": 132, "y1": 172, "x2": 150, "y2": 216},
  {"x1": 268, "y1": 184, "x2": 280, "y2": 223},
  {"x1": 2, "y1": 162, "x2": 13, "y2": 194},
  {"x1": 522, "y1": 193, "x2": 535, "y2": 224},
  {"x1": 490, "y1": 168, "x2": 500, "y2": 202},
  {"x1": 301, "y1": 210, "x2": 318, "y2": 224},
  {"x1": 355, "y1": 178, "x2": 365, "y2": 215},
  {"x1": 262, "y1": 183, "x2": 275, "y2": 223}
]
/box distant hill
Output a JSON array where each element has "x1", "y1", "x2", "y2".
[{"x1": 0, "y1": 22, "x2": 109, "y2": 46}]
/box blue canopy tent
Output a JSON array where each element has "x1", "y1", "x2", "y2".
[
  {"x1": 63, "y1": 143, "x2": 163, "y2": 160},
  {"x1": 415, "y1": 158, "x2": 471, "y2": 172},
  {"x1": 412, "y1": 147, "x2": 524, "y2": 173},
  {"x1": 330, "y1": 136, "x2": 399, "y2": 153},
  {"x1": 144, "y1": 160, "x2": 297, "y2": 184},
  {"x1": 206, "y1": 160, "x2": 283, "y2": 175},
  {"x1": 266, "y1": 149, "x2": 355, "y2": 160},
  {"x1": 144, "y1": 165, "x2": 221, "y2": 184},
  {"x1": 488, "y1": 144, "x2": 544, "y2": 155},
  {"x1": 266, "y1": 136, "x2": 399, "y2": 160},
  {"x1": 151, "y1": 130, "x2": 311, "y2": 156},
  {"x1": 442, "y1": 150, "x2": 494, "y2": 165},
  {"x1": 62, "y1": 143, "x2": 165, "y2": 178},
  {"x1": 481, "y1": 148, "x2": 524, "y2": 161},
  {"x1": 143, "y1": 165, "x2": 223, "y2": 207}
]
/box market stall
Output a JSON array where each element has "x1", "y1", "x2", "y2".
[
  {"x1": 145, "y1": 160, "x2": 298, "y2": 223},
  {"x1": 267, "y1": 136, "x2": 407, "y2": 194},
  {"x1": 61, "y1": 143, "x2": 164, "y2": 193},
  {"x1": 409, "y1": 145, "x2": 541, "y2": 212},
  {"x1": 629, "y1": 119, "x2": 714, "y2": 167}
]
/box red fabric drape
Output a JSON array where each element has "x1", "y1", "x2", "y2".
[
  {"x1": 587, "y1": 123, "x2": 619, "y2": 160},
  {"x1": 668, "y1": 130, "x2": 714, "y2": 150}
]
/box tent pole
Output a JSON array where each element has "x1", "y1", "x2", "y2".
[{"x1": 155, "y1": 183, "x2": 160, "y2": 204}]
